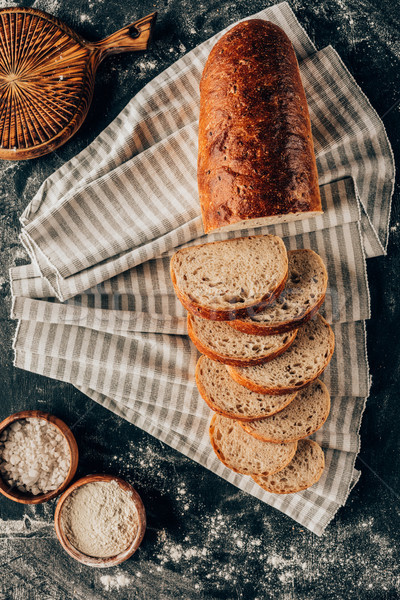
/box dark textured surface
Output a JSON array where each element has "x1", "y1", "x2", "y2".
[{"x1": 0, "y1": 0, "x2": 399, "y2": 598}]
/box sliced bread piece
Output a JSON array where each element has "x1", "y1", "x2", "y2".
[
  {"x1": 209, "y1": 414, "x2": 297, "y2": 476},
  {"x1": 170, "y1": 235, "x2": 288, "y2": 321},
  {"x1": 230, "y1": 249, "x2": 328, "y2": 335},
  {"x1": 239, "y1": 379, "x2": 330, "y2": 442},
  {"x1": 195, "y1": 356, "x2": 297, "y2": 421},
  {"x1": 188, "y1": 314, "x2": 297, "y2": 366},
  {"x1": 252, "y1": 439, "x2": 325, "y2": 494},
  {"x1": 227, "y1": 314, "x2": 335, "y2": 394}
]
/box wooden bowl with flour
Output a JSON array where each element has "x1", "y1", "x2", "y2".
[
  {"x1": 54, "y1": 474, "x2": 146, "y2": 567},
  {"x1": 0, "y1": 410, "x2": 79, "y2": 504}
]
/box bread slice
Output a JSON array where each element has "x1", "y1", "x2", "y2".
[
  {"x1": 188, "y1": 314, "x2": 297, "y2": 366},
  {"x1": 227, "y1": 314, "x2": 334, "y2": 394},
  {"x1": 239, "y1": 379, "x2": 330, "y2": 442},
  {"x1": 252, "y1": 439, "x2": 325, "y2": 494},
  {"x1": 195, "y1": 356, "x2": 297, "y2": 421},
  {"x1": 170, "y1": 235, "x2": 288, "y2": 321},
  {"x1": 209, "y1": 414, "x2": 297, "y2": 476},
  {"x1": 230, "y1": 249, "x2": 328, "y2": 335}
]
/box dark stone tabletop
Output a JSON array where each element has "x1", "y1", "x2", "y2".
[{"x1": 0, "y1": 0, "x2": 399, "y2": 598}]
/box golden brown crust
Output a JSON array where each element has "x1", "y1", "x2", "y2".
[
  {"x1": 209, "y1": 414, "x2": 298, "y2": 476},
  {"x1": 226, "y1": 315, "x2": 335, "y2": 394},
  {"x1": 238, "y1": 380, "x2": 331, "y2": 442},
  {"x1": 187, "y1": 314, "x2": 297, "y2": 367},
  {"x1": 252, "y1": 440, "x2": 325, "y2": 494},
  {"x1": 229, "y1": 249, "x2": 328, "y2": 335},
  {"x1": 198, "y1": 19, "x2": 321, "y2": 234},
  {"x1": 195, "y1": 355, "x2": 298, "y2": 421},
  {"x1": 170, "y1": 238, "x2": 288, "y2": 321}
]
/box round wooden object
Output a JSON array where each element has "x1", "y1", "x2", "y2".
[
  {"x1": 0, "y1": 7, "x2": 157, "y2": 160},
  {"x1": 0, "y1": 410, "x2": 79, "y2": 504},
  {"x1": 54, "y1": 474, "x2": 146, "y2": 567}
]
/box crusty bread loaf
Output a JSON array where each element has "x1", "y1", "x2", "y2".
[
  {"x1": 170, "y1": 235, "x2": 288, "y2": 320},
  {"x1": 239, "y1": 379, "x2": 330, "y2": 442},
  {"x1": 188, "y1": 314, "x2": 297, "y2": 366},
  {"x1": 209, "y1": 414, "x2": 297, "y2": 476},
  {"x1": 198, "y1": 19, "x2": 322, "y2": 235},
  {"x1": 195, "y1": 355, "x2": 297, "y2": 420},
  {"x1": 227, "y1": 314, "x2": 335, "y2": 394},
  {"x1": 252, "y1": 439, "x2": 325, "y2": 494},
  {"x1": 230, "y1": 250, "x2": 328, "y2": 335}
]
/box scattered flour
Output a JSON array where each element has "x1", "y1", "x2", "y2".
[
  {"x1": 100, "y1": 573, "x2": 132, "y2": 592},
  {"x1": 0, "y1": 515, "x2": 51, "y2": 536},
  {"x1": 137, "y1": 60, "x2": 157, "y2": 73}
]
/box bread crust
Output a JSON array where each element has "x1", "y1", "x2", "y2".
[
  {"x1": 226, "y1": 315, "x2": 335, "y2": 394},
  {"x1": 195, "y1": 355, "x2": 298, "y2": 421},
  {"x1": 252, "y1": 440, "x2": 325, "y2": 494},
  {"x1": 209, "y1": 414, "x2": 298, "y2": 476},
  {"x1": 229, "y1": 249, "x2": 328, "y2": 335},
  {"x1": 238, "y1": 379, "x2": 331, "y2": 442},
  {"x1": 198, "y1": 19, "x2": 322, "y2": 234},
  {"x1": 170, "y1": 236, "x2": 288, "y2": 321},
  {"x1": 187, "y1": 314, "x2": 297, "y2": 367}
]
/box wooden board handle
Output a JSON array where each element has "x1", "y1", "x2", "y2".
[{"x1": 91, "y1": 12, "x2": 157, "y2": 61}]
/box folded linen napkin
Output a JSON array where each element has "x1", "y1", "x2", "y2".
[{"x1": 10, "y1": 2, "x2": 394, "y2": 535}]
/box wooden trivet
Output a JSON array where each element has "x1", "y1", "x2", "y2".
[{"x1": 0, "y1": 7, "x2": 157, "y2": 160}]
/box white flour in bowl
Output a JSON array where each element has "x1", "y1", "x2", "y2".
[{"x1": 60, "y1": 480, "x2": 139, "y2": 558}]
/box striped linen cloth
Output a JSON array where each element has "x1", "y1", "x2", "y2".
[{"x1": 10, "y1": 2, "x2": 394, "y2": 535}]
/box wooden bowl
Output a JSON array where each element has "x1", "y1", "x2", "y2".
[
  {"x1": 0, "y1": 7, "x2": 157, "y2": 160},
  {"x1": 0, "y1": 410, "x2": 79, "y2": 504},
  {"x1": 54, "y1": 474, "x2": 146, "y2": 567}
]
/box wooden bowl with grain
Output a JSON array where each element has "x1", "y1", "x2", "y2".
[
  {"x1": 0, "y1": 410, "x2": 79, "y2": 504},
  {"x1": 54, "y1": 474, "x2": 146, "y2": 567}
]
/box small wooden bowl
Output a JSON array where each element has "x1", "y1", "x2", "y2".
[
  {"x1": 54, "y1": 474, "x2": 146, "y2": 567},
  {"x1": 0, "y1": 410, "x2": 79, "y2": 504}
]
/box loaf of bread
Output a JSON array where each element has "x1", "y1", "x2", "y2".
[
  {"x1": 239, "y1": 379, "x2": 330, "y2": 442},
  {"x1": 198, "y1": 20, "x2": 322, "y2": 234},
  {"x1": 209, "y1": 414, "x2": 297, "y2": 476},
  {"x1": 187, "y1": 314, "x2": 297, "y2": 366},
  {"x1": 230, "y1": 249, "x2": 328, "y2": 335},
  {"x1": 227, "y1": 314, "x2": 335, "y2": 394},
  {"x1": 195, "y1": 355, "x2": 297, "y2": 420},
  {"x1": 252, "y1": 439, "x2": 325, "y2": 494},
  {"x1": 170, "y1": 235, "x2": 288, "y2": 320}
]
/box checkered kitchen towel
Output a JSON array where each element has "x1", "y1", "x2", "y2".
[{"x1": 10, "y1": 2, "x2": 394, "y2": 535}]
